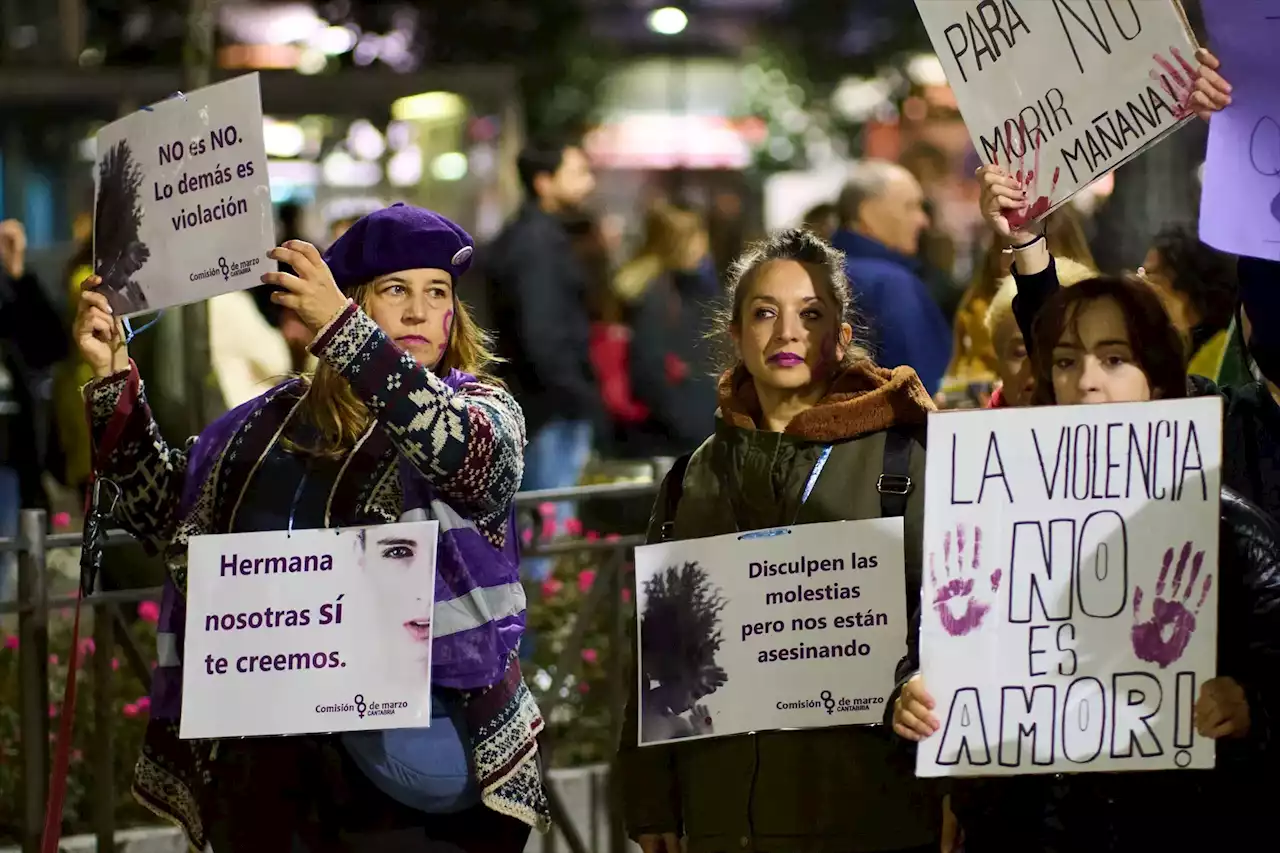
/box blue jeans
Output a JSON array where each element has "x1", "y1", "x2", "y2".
[
  {"x1": 0, "y1": 467, "x2": 18, "y2": 602},
  {"x1": 520, "y1": 419, "x2": 592, "y2": 582}
]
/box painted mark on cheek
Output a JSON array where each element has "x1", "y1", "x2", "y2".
[{"x1": 439, "y1": 309, "x2": 454, "y2": 353}]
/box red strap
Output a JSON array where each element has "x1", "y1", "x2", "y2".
[
  {"x1": 40, "y1": 592, "x2": 83, "y2": 853},
  {"x1": 43, "y1": 368, "x2": 136, "y2": 850}
]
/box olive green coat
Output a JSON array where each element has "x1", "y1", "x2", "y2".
[{"x1": 619, "y1": 363, "x2": 944, "y2": 853}]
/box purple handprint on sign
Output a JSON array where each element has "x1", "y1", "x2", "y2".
[
  {"x1": 1131, "y1": 542, "x2": 1212, "y2": 669},
  {"x1": 930, "y1": 525, "x2": 1003, "y2": 637}
]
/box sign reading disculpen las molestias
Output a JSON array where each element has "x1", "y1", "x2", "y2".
[
  {"x1": 917, "y1": 398, "x2": 1222, "y2": 778},
  {"x1": 93, "y1": 72, "x2": 273, "y2": 318},
  {"x1": 180, "y1": 521, "x2": 439, "y2": 739},
  {"x1": 633, "y1": 519, "x2": 907, "y2": 746},
  {"x1": 914, "y1": 0, "x2": 1198, "y2": 227}
]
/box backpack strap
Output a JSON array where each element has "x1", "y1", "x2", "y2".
[
  {"x1": 658, "y1": 453, "x2": 693, "y2": 542},
  {"x1": 877, "y1": 429, "x2": 914, "y2": 519}
]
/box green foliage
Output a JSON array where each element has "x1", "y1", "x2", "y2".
[{"x1": 0, "y1": 606, "x2": 159, "y2": 845}]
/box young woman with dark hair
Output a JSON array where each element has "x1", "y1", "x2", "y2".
[
  {"x1": 891, "y1": 53, "x2": 1280, "y2": 847},
  {"x1": 618, "y1": 227, "x2": 944, "y2": 853}
]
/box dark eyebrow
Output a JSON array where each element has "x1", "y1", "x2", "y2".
[
  {"x1": 1092, "y1": 339, "x2": 1131, "y2": 348},
  {"x1": 376, "y1": 537, "x2": 418, "y2": 547}
]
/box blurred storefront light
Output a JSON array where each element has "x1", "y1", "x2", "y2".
[
  {"x1": 906, "y1": 54, "x2": 948, "y2": 87},
  {"x1": 647, "y1": 7, "x2": 689, "y2": 36},
  {"x1": 263, "y1": 118, "x2": 307, "y2": 158},
  {"x1": 391, "y1": 92, "x2": 466, "y2": 123},
  {"x1": 322, "y1": 150, "x2": 382, "y2": 188},
  {"x1": 297, "y1": 48, "x2": 327, "y2": 75},
  {"x1": 347, "y1": 120, "x2": 386, "y2": 161},
  {"x1": 314, "y1": 25, "x2": 358, "y2": 56},
  {"x1": 388, "y1": 149, "x2": 425, "y2": 186},
  {"x1": 430, "y1": 152, "x2": 468, "y2": 182}
]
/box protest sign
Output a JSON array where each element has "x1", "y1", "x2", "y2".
[
  {"x1": 180, "y1": 521, "x2": 439, "y2": 739},
  {"x1": 93, "y1": 72, "x2": 273, "y2": 318},
  {"x1": 915, "y1": 0, "x2": 1199, "y2": 226},
  {"x1": 634, "y1": 519, "x2": 907, "y2": 746},
  {"x1": 1199, "y1": 3, "x2": 1280, "y2": 260},
  {"x1": 917, "y1": 398, "x2": 1222, "y2": 777}
]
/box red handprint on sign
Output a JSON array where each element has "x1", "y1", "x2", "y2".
[
  {"x1": 1151, "y1": 46, "x2": 1198, "y2": 121},
  {"x1": 1002, "y1": 117, "x2": 1060, "y2": 232}
]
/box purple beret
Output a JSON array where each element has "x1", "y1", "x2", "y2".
[{"x1": 322, "y1": 203, "x2": 475, "y2": 291}]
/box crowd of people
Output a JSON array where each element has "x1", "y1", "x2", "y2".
[{"x1": 0, "y1": 37, "x2": 1272, "y2": 853}]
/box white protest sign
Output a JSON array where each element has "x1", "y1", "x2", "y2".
[
  {"x1": 181, "y1": 521, "x2": 439, "y2": 739},
  {"x1": 914, "y1": 0, "x2": 1198, "y2": 227},
  {"x1": 917, "y1": 398, "x2": 1222, "y2": 777},
  {"x1": 93, "y1": 72, "x2": 273, "y2": 318},
  {"x1": 634, "y1": 519, "x2": 907, "y2": 746}
]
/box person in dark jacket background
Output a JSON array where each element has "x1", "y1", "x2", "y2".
[
  {"x1": 484, "y1": 138, "x2": 599, "y2": 578},
  {"x1": 608, "y1": 202, "x2": 719, "y2": 460},
  {"x1": 830, "y1": 161, "x2": 951, "y2": 396},
  {"x1": 0, "y1": 218, "x2": 69, "y2": 598}
]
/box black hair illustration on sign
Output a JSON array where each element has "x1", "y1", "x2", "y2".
[
  {"x1": 639, "y1": 561, "x2": 727, "y2": 742},
  {"x1": 94, "y1": 139, "x2": 151, "y2": 314}
]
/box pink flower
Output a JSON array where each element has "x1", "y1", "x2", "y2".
[
  {"x1": 565, "y1": 518, "x2": 584, "y2": 538},
  {"x1": 122, "y1": 704, "x2": 139, "y2": 718},
  {"x1": 52, "y1": 512, "x2": 71, "y2": 529},
  {"x1": 136, "y1": 696, "x2": 151, "y2": 712},
  {"x1": 48, "y1": 704, "x2": 58, "y2": 719},
  {"x1": 137, "y1": 601, "x2": 160, "y2": 623},
  {"x1": 48, "y1": 654, "x2": 58, "y2": 666},
  {"x1": 111, "y1": 658, "x2": 120, "y2": 671},
  {"x1": 540, "y1": 578, "x2": 564, "y2": 598},
  {"x1": 581, "y1": 648, "x2": 599, "y2": 664},
  {"x1": 539, "y1": 504, "x2": 558, "y2": 539},
  {"x1": 605, "y1": 533, "x2": 621, "y2": 543},
  {"x1": 3, "y1": 635, "x2": 17, "y2": 650},
  {"x1": 78, "y1": 638, "x2": 96, "y2": 656},
  {"x1": 578, "y1": 682, "x2": 591, "y2": 694},
  {"x1": 577, "y1": 570, "x2": 597, "y2": 593},
  {"x1": 70, "y1": 749, "x2": 83, "y2": 762},
  {"x1": 621, "y1": 587, "x2": 633, "y2": 604},
  {"x1": 521, "y1": 527, "x2": 534, "y2": 547},
  {"x1": 586, "y1": 531, "x2": 600, "y2": 542}
]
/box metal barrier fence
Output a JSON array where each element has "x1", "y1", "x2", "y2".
[{"x1": 0, "y1": 477, "x2": 663, "y2": 853}]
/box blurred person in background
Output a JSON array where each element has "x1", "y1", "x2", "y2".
[
  {"x1": 982, "y1": 256, "x2": 1096, "y2": 408},
  {"x1": 899, "y1": 141, "x2": 964, "y2": 324},
  {"x1": 0, "y1": 219, "x2": 68, "y2": 598},
  {"x1": 831, "y1": 160, "x2": 950, "y2": 395},
  {"x1": 207, "y1": 290, "x2": 293, "y2": 408},
  {"x1": 55, "y1": 222, "x2": 96, "y2": 501},
  {"x1": 1138, "y1": 223, "x2": 1237, "y2": 377},
  {"x1": 485, "y1": 137, "x2": 600, "y2": 579},
  {"x1": 800, "y1": 202, "x2": 839, "y2": 241},
  {"x1": 944, "y1": 204, "x2": 1094, "y2": 404},
  {"x1": 607, "y1": 201, "x2": 719, "y2": 461}
]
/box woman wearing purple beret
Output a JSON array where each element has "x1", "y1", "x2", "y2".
[{"x1": 71, "y1": 204, "x2": 546, "y2": 851}]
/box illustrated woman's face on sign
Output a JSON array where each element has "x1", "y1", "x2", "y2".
[
  {"x1": 732, "y1": 259, "x2": 853, "y2": 395},
  {"x1": 1051, "y1": 297, "x2": 1152, "y2": 406},
  {"x1": 361, "y1": 531, "x2": 434, "y2": 671},
  {"x1": 363, "y1": 268, "x2": 455, "y2": 369}
]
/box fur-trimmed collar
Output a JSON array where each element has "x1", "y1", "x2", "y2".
[{"x1": 716, "y1": 360, "x2": 936, "y2": 442}]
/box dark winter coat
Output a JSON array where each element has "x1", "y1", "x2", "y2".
[{"x1": 619, "y1": 361, "x2": 944, "y2": 853}]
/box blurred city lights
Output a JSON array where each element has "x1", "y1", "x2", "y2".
[
  {"x1": 647, "y1": 7, "x2": 688, "y2": 36},
  {"x1": 390, "y1": 92, "x2": 466, "y2": 122},
  {"x1": 313, "y1": 25, "x2": 358, "y2": 56},
  {"x1": 262, "y1": 118, "x2": 307, "y2": 158},
  {"x1": 431, "y1": 152, "x2": 469, "y2": 182}
]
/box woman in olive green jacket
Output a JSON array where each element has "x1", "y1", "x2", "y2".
[{"x1": 618, "y1": 228, "x2": 943, "y2": 853}]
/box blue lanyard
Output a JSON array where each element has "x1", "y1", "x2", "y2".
[{"x1": 799, "y1": 446, "x2": 832, "y2": 506}]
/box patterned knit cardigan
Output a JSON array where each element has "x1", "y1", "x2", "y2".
[{"x1": 85, "y1": 303, "x2": 550, "y2": 850}]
